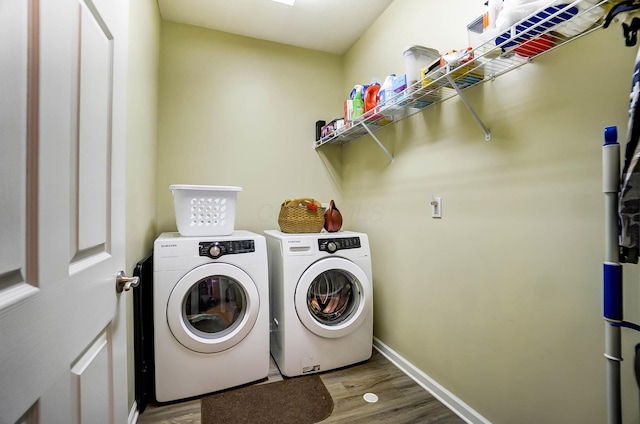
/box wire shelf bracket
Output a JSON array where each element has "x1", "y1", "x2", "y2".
[
  {"x1": 362, "y1": 122, "x2": 395, "y2": 163},
  {"x1": 444, "y1": 74, "x2": 491, "y2": 141}
]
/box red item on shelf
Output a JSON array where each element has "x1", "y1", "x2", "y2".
[
  {"x1": 364, "y1": 85, "x2": 381, "y2": 113},
  {"x1": 514, "y1": 34, "x2": 554, "y2": 58}
]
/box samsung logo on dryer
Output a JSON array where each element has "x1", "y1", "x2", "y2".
[{"x1": 160, "y1": 243, "x2": 178, "y2": 248}]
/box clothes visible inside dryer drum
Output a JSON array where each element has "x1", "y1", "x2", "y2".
[{"x1": 307, "y1": 270, "x2": 358, "y2": 325}]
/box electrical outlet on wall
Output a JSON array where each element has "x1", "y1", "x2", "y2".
[{"x1": 431, "y1": 196, "x2": 442, "y2": 218}]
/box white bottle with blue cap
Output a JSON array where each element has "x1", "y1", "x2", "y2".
[{"x1": 378, "y1": 74, "x2": 396, "y2": 108}]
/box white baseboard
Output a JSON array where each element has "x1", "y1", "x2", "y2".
[
  {"x1": 128, "y1": 401, "x2": 139, "y2": 424},
  {"x1": 373, "y1": 337, "x2": 491, "y2": 424}
]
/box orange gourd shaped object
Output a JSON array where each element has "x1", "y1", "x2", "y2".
[{"x1": 324, "y1": 200, "x2": 343, "y2": 232}]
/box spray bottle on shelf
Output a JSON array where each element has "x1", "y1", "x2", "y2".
[{"x1": 352, "y1": 85, "x2": 365, "y2": 118}]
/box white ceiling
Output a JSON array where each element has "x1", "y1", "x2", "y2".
[{"x1": 156, "y1": 0, "x2": 396, "y2": 55}]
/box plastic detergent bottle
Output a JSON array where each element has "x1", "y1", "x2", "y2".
[
  {"x1": 364, "y1": 84, "x2": 381, "y2": 113},
  {"x1": 352, "y1": 85, "x2": 365, "y2": 118},
  {"x1": 378, "y1": 74, "x2": 395, "y2": 107}
]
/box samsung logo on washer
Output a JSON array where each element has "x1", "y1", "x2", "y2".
[{"x1": 160, "y1": 243, "x2": 178, "y2": 248}]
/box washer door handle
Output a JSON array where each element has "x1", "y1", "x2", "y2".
[{"x1": 116, "y1": 271, "x2": 140, "y2": 293}]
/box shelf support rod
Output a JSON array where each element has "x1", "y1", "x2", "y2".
[
  {"x1": 445, "y1": 74, "x2": 491, "y2": 141},
  {"x1": 362, "y1": 122, "x2": 395, "y2": 163}
]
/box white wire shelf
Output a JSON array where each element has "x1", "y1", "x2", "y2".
[{"x1": 315, "y1": 0, "x2": 612, "y2": 155}]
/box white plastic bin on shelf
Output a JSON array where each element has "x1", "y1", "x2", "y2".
[
  {"x1": 403, "y1": 45, "x2": 440, "y2": 85},
  {"x1": 169, "y1": 185, "x2": 242, "y2": 236}
]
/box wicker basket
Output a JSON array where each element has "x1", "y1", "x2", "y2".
[{"x1": 278, "y1": 198, "x2": 325, "y2": 233}]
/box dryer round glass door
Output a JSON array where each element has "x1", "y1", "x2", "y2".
[
  {"x1": 167, "y1": 262, "x2": 260, "y2": 353},
  {"x1": 294, "y1": 257, "x2": 371, "y2": 339}
]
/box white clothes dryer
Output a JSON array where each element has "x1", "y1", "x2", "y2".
[
  {"x1": 264, "y1": 230, "x2": 373, "y2": 377},
  {"x1": 153, "y1": 231, "x2": 269, "y2": 402}
]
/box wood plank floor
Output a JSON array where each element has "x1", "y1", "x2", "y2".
[{"x1": 136, "y1": 349, "x2": 465, "y2": 424}]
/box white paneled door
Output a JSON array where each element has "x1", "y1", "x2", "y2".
[{"x1": 0, "y1": 0, "x2": 129, "y2": 423}]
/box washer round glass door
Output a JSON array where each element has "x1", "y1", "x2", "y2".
[
  {"x1": 167, "y1": 262, "x2": 260, "y2": 353},
  {"x1": 294, "y1": 257, "x2": 371, "y2": 339}
]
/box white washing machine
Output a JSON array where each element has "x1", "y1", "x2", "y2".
[
  {"x1": 264, "y1": 230, "x2": 373, "y2": 377},
  {"x1": 153, "y1": 231, "x2": 269, "y2": 402}
]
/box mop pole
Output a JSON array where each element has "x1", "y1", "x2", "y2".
[{"x1": 603, "y1": 126, "x2": 623, "y2": 424}]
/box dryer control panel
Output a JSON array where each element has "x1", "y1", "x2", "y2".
[
  {"x1": 318, "y1": 237, "x2": 361, "y2": 254},
  {"x1": 199, "y1": 240, "x2": 255, "y2": 259}
]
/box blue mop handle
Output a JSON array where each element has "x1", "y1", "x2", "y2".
[
  {"x1": 603, "y1": 126, "x2": 622, "y2": 321},
  {"x1": 603, "y1": 126, "x2": 620, "y2": 262},
  {"x1": 603, "y1": 126, "x2": 622, "y2": 424},
  {"x1": 604, "y1": 262, "x2": 623, "y2": 322}
]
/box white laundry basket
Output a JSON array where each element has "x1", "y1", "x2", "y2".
[{"x1": 169, "y1": 185, "x2": 242, "y2": 236}]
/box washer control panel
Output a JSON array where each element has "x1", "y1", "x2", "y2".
[
  {"x1": 199, "y1": 240, "x2": 255, "y2": 259},
  {"x1": 318, "y1": 237, "x2": 361, "y2": 254}
]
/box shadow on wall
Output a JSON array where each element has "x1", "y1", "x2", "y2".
[{"x1": 316, "y1": 143, "x2": 343, "y2": 190}]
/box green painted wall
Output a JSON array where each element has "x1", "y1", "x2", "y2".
[
  {"x1": 156, "y1": 22, "x2": 344, "y2": 235},
  {"x1": 340, "y1": 0, "x2": 640, "y2": 422},
  {"x1": 125, "y1": 0, "x2": 161, "y2": 410}
]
